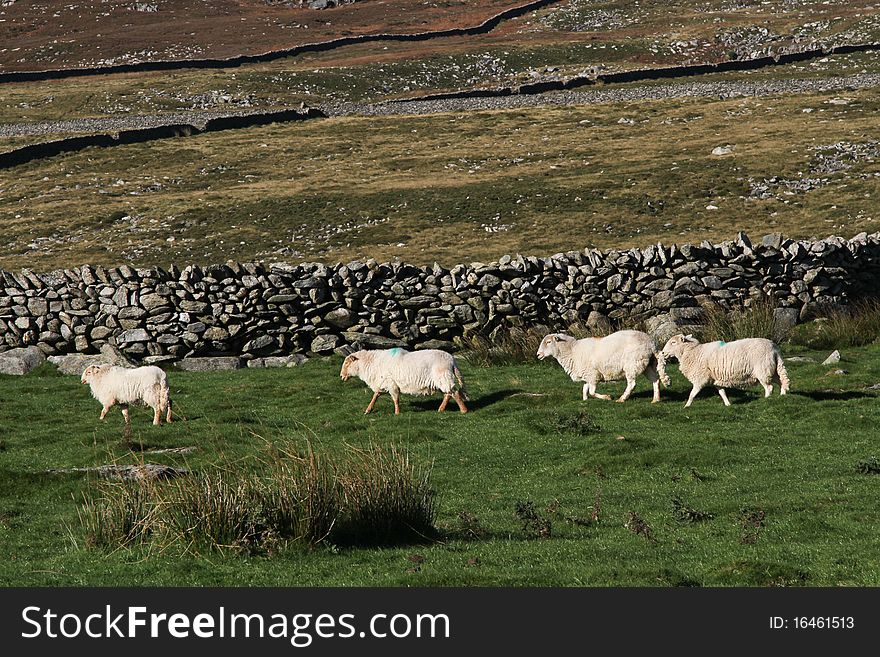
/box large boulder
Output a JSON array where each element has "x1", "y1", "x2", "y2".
[
  {"x1": 0, "y1": 346, "x2": 46, "y2": 375},
  {"x1": 177, "y1": 357, "x2": 242, "y2": 371}
]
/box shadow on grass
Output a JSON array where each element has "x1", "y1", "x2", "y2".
[
  {"x1": 410, "y1": 389, "x2": 524, "y2": 413},
  {"x1": 793, "y1": 390, "x2": 877, "y2": 401}
]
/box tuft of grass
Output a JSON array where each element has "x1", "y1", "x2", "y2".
[
  {"x1": 458, "y1": 327, "x2": 546, "y2": 367},
  {"x1": 789, "y1": 299, "x2": 880, "y2": 350},
  {"x1": 332, "y1": 443, "x2": 437, "y2": 547},
  {"x1": 699, "y1": 296, "x2": 791, "y2": 344},
  {"x1": 855, "y1": 456, "x2": 880, "y2": 475},
  {"x1": 455, "y1": 510, "x2": 490, "y2": 541},
  {"x1": 78, "y1": 478, "x2": 156, "y2": 550},
  {"x1": 549, "y1": 410, "x2": 601, "y2": 436},
  {"x1": 671, "y1": 495, "x2": 713, "y2": 524},
  {"x1": 78, "y1": 442, "x2": 435, "y2": 555},
  {"x1": 740, "y1": 506, "x2": 766, "y2": 545},
  {"x1": 624, "y1": 511, "x2": 657, "y2": 543},
  {"x1": 514, "y1": 500, "x2": 552, "y2": 539}
]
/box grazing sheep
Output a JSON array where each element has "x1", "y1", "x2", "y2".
[
  {"x1": 536, "y1": 330, "x2": 670, "y2": 403},
  {"x1": 81, "y1": 364, "x2": 173, "y2": 425},
  {"x1": 340, "y1": 348, "x2": 468, "y2": 415},
  {"x1": 661, "y1": 334, "x2": 790, "y2": 407}
]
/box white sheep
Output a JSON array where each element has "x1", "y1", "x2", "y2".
[
  {"x1": 536, "y1": 330, "x2": 670, "y2": 402},
  {"x1": 340, "y1": 347, "x2": 468, "y2": 415},
  {"x1": 661, "y1": 334, "x2": 790, "y2": 407},
  {"x1": 81, "y1": 364, "x2": 173, "y2": 425}
]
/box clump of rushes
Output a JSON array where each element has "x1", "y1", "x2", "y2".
[
  {"x1": 699, "y1": 296, "x2": 791, "y2": 344},
  {"x1": 78, "y1": 442, "x2": 436, "y2": 555},
  {"x1": 789, "y1": 299, "x2": 880, "y2": 349}
]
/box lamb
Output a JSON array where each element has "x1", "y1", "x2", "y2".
[
  {"x1": 340, "y1": 347, "x2": 468, "y2": 415},
  {"x1": 536, "y1": 330, "x2": 670, "y2": 402},
  {"x1": 661, "y1": 334, "x2": 790, "y2": 407},
  {"x1": 81, "y1": 364, "x2": 173, "y2": 425}
]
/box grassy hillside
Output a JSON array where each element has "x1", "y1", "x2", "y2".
[
  {"x1": 1, "y1": 343, "x2": 879, "y2": 586},
  {"x1": 2, "y1": 81, "x2": 878, "y2": 271}
]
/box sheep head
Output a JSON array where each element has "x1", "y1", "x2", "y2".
[
  {"x1": 340, "y1": 353, "x2": 361, "y2": 381},
  {"x1": 537, "y1": 333, "x2": 574, "y2": 360},
  {"x1": 80, "y1": 364, "x2": 106, "y2": 385},
  {"x1": 661, "y1": 334, "x2": 698, "y2": 359}
]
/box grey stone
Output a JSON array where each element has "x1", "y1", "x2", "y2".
[
  {"x1": 645, "y1": 315, "x2": 680, "y2": 345},
  {"x1": 143, "y1": 355, "x2": 177, "y2": 365},
  {"x1": 586, "y1": 311, "x2": 612, "y2": 334},
  {"x1": 100, "y1": 343, "x2": 137, "y2": 367},
  {"x1": 27, "y1": 298, "x2": 48, "y2": 315},
  {"x1": 311, "y1": 334, "x2": 340, "y2": 353},
  {"x1": 324, "y1": 307, "x2": 356, "y2": 329},
  {"x1": 0, "y1": 346, "x2": 46, "y2": 375},
  {"x1": 118, "y1": 306, "x2": 147, "y2": 320},
  {"x1": 177, "y1": 357, "x2": 242, "y2": 371},
  {"x1": 179, "y1": 300, "x2": 208, "y2": 313},
  {"x1": 203, "y1": 326, "x2": 229, "y2": 341},
  {"x1": 243, "y1": 335, "x2": 275, "y2": 352},
  {"x1": 414, "y1": 340, "x2": 456, "y2": 351},
  {"x1": 822, "y1": 350, "x2": 841, "y2": 365},
  {"x1": 118, "y1": 328, "x2": 150, "y2": 343},
  {"x1": 140, "y1": 293, "x2": 170, "y2": 311},
  {"x1": 48, "y1": 354, "x2": 106, "y2": 375}
]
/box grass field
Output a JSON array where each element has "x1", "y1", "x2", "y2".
[{"x1": 1, "y1": 341, "x2": 879, "y2": 586}]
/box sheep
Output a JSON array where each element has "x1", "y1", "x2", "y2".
[
  {"x1": 81, "y1": 364, "x2": 173, "y2": 425},
  {"x1": 536, "y1": 330, "x2": 670, "y2": 402},
  {"x1": 340, "y1": 347, "x2": 468, "y2": 415},
  {"x1": 661, "y1": 334, "x2": 790, "y2": 407}
]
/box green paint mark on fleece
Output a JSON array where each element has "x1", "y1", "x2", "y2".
[
  {"x1": 717, "y1": 341, "x2": 727, "y2": 347},
  {"x1": 389, "y1": 347, "x2": 403, "y2": 355}
]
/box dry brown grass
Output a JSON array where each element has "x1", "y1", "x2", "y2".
[{"x1": 1, "y1": 85, "x2": 879, "y2": 270}]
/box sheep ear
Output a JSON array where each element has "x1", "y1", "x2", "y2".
[{"x1": 552, "y1": 335, "x2": 561, "y2": 342}]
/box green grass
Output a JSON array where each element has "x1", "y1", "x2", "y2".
[{"x1": 1, "y1": 344, "x2": 879, "y2": 586}]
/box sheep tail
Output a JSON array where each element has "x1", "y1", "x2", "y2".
[
  {"x1": 157, "y1": 380, "x2": 172, "y2": 419},
  {"x1": 453, "y1": 362, "x2": 469, "y2": 401},
  {"x1": 775, "y1": 352, "x2": 790, "y2": 394},
  {"x1": 653, "y1": 351, "x2": 671, "y2": 387}
]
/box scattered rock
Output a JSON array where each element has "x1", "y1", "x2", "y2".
[
  {"x1": 52, "y1": 464, "x2": 188, "y2": 480},
  {"x1": 176, "y1": 357, "x2": 241, "y2": 371},
  {"x1": 711, "y1": 145, "x2": 735, "y2": 156},
  {"x1": 822, "y1": 350, "x2": 841, "y2": 365},
  {"x1": 0, "y1": 346, "x2": 46, "y2": 375}
]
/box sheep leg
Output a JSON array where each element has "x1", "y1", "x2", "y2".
[
  {"x1": 391, "y1": 390, "x2": 401, "y2": 415},
  {"x1": 152, "y1": 405, "x2": 161, "y2": 426},
  {"x1": 364, "y1": 391, "x2": 381, "y2": 414},
  {"x1": 166, "y1": 399, "x2": 173, "y2": 423},
  {"x1": 761, "y1": 382, "x2": 773, "y2": 398},
  {"x1": 438, "y1": 394, "x2": 450, "y2": 412},
  {"x1": 617, "y1": 377, "x2": 637, "y2": 403},
  {"x1": 120, "y1": 404, "x2": 131, "y2": 424},
  {"x1": 99, "y1": 404, "x2": 112, "y2": 420},
  {"x1": 453, "y1": 391, "x2": 469, "y2": 414},
  {"x1": 717, "y1": 388, "x2": 731, "y2": 406},
  {"x1": 582, "y1": 383, "x2": 590, "y2": 401},
  {"x1": 645, "y1": 365, "x2": 661, "y2": 403},
  {"x1": 685, "y1": 385, "x2": 703, "y2": 408}
]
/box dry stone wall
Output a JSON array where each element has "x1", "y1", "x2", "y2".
[{"x1": 1, "y1": 232, "x2": 879, "y2": 364}]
